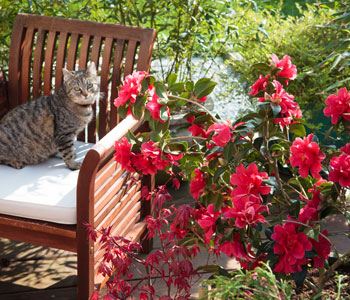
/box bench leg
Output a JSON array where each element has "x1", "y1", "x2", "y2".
[{"x1": 77, "y1": 231, "x2": 95, "y2": 299}]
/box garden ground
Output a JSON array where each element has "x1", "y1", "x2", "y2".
[{"x1": 0, "y1": 183, "x2": 349, "y2": 299}]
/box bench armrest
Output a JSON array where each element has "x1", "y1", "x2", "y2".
[
  {"x1": 76, "y1": 114, "x2": 146, "y2": 228},
  {"x1": 92, "y1": 114, "x2": 144, "y2": 161}
]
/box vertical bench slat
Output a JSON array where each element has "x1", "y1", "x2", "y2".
[
  {"x1": 87, "y1": 36, "x2": 102, "y2": 142},
  {"x1": 98, "y1": 37, "x2": 114, "y2": 140},
  {"x1": 55, "y1": 31, "x2": 69, "y2": 91},
  {"x1": 20, "y1": 27, "x2": 35, "y2": 103},
  {"x1": 90, "y1": 36, "x2": 102, "y2": 69},
  {"x1": 123, "y1": 40, "x2": 137, "y2": 77},
  {"x1": 110, "y1": 39, "x2": 126, "y2": 128},
  {"x1": 43, "y1": 31, "x2": 57, "y2": 95},
  {"x1": 67, "y1": 33, "x2": 80, "y2": 71},
  {"x1": 32, "y1": 29, "x2": 47, "y2": 97},
  {"x1": 78, "y1": 34, "x2": 91, "y2": 70},
  {"x1": 136, "y1": 31, "x2": 156, "y2": 72},
  {"x1": 8, "y1": 16, "x2": 26, "y2": 109}
]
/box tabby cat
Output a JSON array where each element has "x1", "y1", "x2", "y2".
[{"x1": 0, "y1": 62, "x2": 99, "y2": 170}]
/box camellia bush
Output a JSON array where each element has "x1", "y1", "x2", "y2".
[{"x1": 87, "y1": 54, "x2": 350, "y2": 299}]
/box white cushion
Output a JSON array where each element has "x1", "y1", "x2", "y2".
[{"x1": 0, "y1": 142, "x2": 94, "y2": 224}]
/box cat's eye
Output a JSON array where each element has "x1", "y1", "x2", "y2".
[
  {"x1": 87, "y1": 83, "x2": 93, "y2": 89},
  {"x1": 74, "y1": 87, "x2": 80, "y2": 91}
]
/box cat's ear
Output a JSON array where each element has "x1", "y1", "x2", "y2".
[
  {"x1": 87, "y1": 61, "x2": 97, "y2": 76},
  {"x1": 62, "y1": 68, "x2": 74, "y2": 81}
]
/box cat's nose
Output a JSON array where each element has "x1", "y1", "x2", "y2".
[{"x1": 81, "y1": 90, "x2": 88, "y2": 97}]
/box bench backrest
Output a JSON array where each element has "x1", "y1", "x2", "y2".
[{"x1": 7, "y1": 13, "x2": 156, "y2": 142}]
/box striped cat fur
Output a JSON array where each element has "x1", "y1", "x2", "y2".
[{"x1": 0, "y1": 62, "x2": 99, "y2": 170}]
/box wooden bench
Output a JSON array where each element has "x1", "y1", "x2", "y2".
[{"x1": 0, "y1": 13, "x2": 156, "y2": 299}]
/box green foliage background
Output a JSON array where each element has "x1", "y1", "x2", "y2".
[
  {"x1": 225, "y1": 3, "x2": 348, "y2": 133},
  {"x1": 0, "y1": 0, "x2": 347, "y2": 130},
  {"x1": 0, "y1": 0, "x2": 233, "y2": 81}
]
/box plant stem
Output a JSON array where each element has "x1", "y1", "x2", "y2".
[
  {"x1": 273, "y1": 159, "x2": 291, "y2": 205},
  {"x1": 317, "y1": 250, "x2": 350, "y2": 295},
  {"x1": 304, "y1": 279, "x2": 321, "y2": 296},
  {"x1": 168, "y1": 135, "x2": 207, "y2": 142},
  {"x1": 168, "y1": 95, "x2": 219, "y2": 122}
]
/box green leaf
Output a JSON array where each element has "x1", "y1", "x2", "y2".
[
  {"x1": 205, "y1": 146, "x2": 222, "y2": 157},
  {"x1": 290, "y1": 123, "x2": 306, "y2": 137},
  {"x1": 147, "y1": 75, "x2": 156, "y2": 86},
  {"x1": 224, "y1": 141, "x2": 235, "y2": 162},
  {"x1": 194, "y1": 78, "x2": 217, "y2": 99},
  {"x1": 167, "y1": 142, "x2": 188, "y2": 152},
  {"x1": 307, "y1": 224, "x2": 320, "y2": 242},
  {"x1": 288, "y1": 199, "x2": 300, "y2": 220},
  {"x1": 169, "y1": 82, "x2": 185, "y2": 93},
  {"x1": 325, "y1": 77, "x2": 350, "y2": 92},
  {"x1": 191, "y1": 114, "x2": 211, "y2": 124},
  {"x1": 214, "y1": 194, "x2": 224, "y2": 212},
  {"x1": 270, "y1": 103, "x2": 281, "y2": 117},
  {"x1": 141, "y1": 77, "x2": 149, "y2": 93},
  {"x1": 213, "y1": 166, "x2": 227, "y2": 183},
  {"x1": 253, "y1": 136, "x2": 264, "y2": 150},
  {"x1": 265, "y1": 227, "x2": 274, "y2": 240},
  {"x1": 256, "y1": 240, "x2": 274, "y2": 256},
  {"x1": 167, "y1": 73, "x2": 177, "y2": 87},
  {"x1": 196, "y1": 264, "x2": 220, "y2": 273},
  {"x1": 251, "y1": 62, "x2": 270, "y2": 73},
  {"x1": 233, "y1": 148, "x2": 249, "y2": 165},
  {"x1": 185, "y1": 80, "x2": 194, "y2": 92},
  {"x1": 179, "y1": 91, "x2": 190, "y2": 99},
  {"x1": 155, "y1": 82, "x2": 168, "y2": 101},
  {"x1": 117, "y1": 105, "x2": 128, "y2": 119},
  {"x1": 292, "y1": 265, "x2": 308, "y2": 287},
  {"x1": 159, "y1": 105, "x2": 169, "y2": 121},
  {"x1": 131, "y1": 95, "x2": 146, "y2": 120}
]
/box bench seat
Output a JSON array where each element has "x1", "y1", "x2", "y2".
[{"x1": 0, "y1": 142, "x2": 92, "y2": 224}]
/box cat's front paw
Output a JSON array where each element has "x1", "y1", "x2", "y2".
[
  {"x1": 67, "y1": 161, "x2": 82, "y2": 170},
  {"x1": 9, "y1": 161, "x2": 24, "y2": 169}
]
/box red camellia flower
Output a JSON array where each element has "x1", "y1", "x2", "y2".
[
  {"x1": 114, "y1": 71, "x2": 146, "y2": 107},
  {"x1": 224, "y1": 195, "x2": 266, "y2": 228},
  {"x1": 271, "y1": 223, "x2": 312, "y2": 274},
  {"x1": 341, "y1": 143, "x2": 350, "y2": 155},
  {"x1": 132, "y1": 153, "x2": 157, "y2": 175},
  {"x1": 189, "y1": 168, "x2": 206, "y2": 199},
  {"x1": 196, "y1": 96, "x2": 207, "y2": 102},
  {"x1": 249, "y1": 74, "x2": 270, "y2": 96},
  {"x1": 270, "y1": 80, "x2": 302, "y2": 127},
  {"x1": 290, "y1": 134, "x2": 325, "y2": 180},
  {"x1": 187, "y1": 116, "x2": 209, "y2": 138},
  {"x1": 329, "y1": 153, "x2": 350, "y2": 187},
  {"x1": 311, "y1": 230, "x2": 331, "y2": 268},
  {"x1": 207, "y1": 122, "x2": 232, "y2": 147},
  {"x1": 217, "y1": 233, "x2": 249, "y2": 259},
  {"x1": 146, "y1": 85, "x2": 170, "y2": 123},
  {"x1": 230, "y1": 163, "x2": 270, "y2": 197},
  {"x1": 298, "y1": 188, "x2": 322, "y2": 224},
  {"x1": 114, "y1": 137, "x2": 135, "y2": 172},
  {"x1": 270, "y1": 54, "x2": 297, "y2": 80},
  {"x1": 324, "y1": 87, "x2": 350, "y2": 124}
]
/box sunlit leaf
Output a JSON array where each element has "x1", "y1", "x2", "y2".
[{"x1": 194, "y1": 78, "x2": 217, "y2": 99}]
